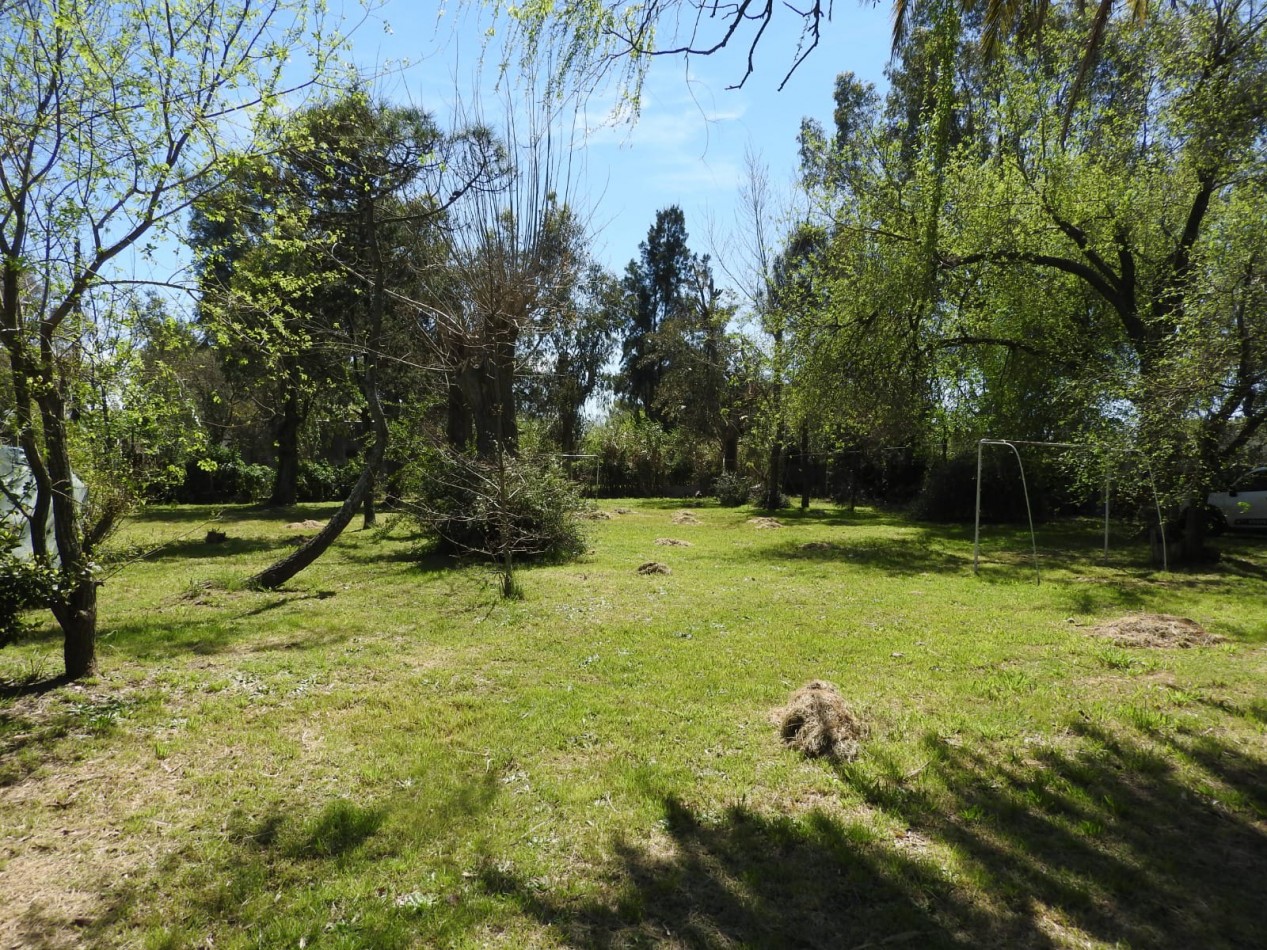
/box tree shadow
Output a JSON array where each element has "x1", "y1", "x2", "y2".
[
  {"x1": 840, "y1": 721, "x2": 1267, "y2": 949},
  {"x1": 763, "y1": 532, "x2": 974, "y2": 577},
  {"x1": 138, "y1": 535, "x2": 295, "y2": 562},
  {"x1": 480, "y1": 794, "x2": 977, "y2": 948},
  {"x1": 494, "y1": 720, "x2": 1267, "y2": 949},
  {"x1": 84, "y1": 768, "x2": 504, "y2": 947},
  {"x1": 126, "y1": 503, "x2": 339, "y2": 525}
]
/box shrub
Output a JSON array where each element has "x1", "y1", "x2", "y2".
[
  {"x1": 298, "y1": 458, "x2": 360, "y2": 502},
  {"x1": 715, "y1": 471, "x2": 754, "y2": 507},
  {"x1": 407, "y1": 449, "x2": 588, "y2": 563},
  {"x1": 750, "y1": 483, "x2": 790, "y2": 509},
  {"x1": 0, "y1": 527, "x2": 56, "y2": 648},
  {"x1": 172, "y1": 445, "x2": 272, "y2": 504}
]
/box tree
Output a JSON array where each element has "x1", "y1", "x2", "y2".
[
  {"x1": 0, "y1": 0, "x2": 332, "y2": 677},
  {"x1": 240, "y1": 94, "x2": 463, "y2": 590},
  {"x1": 617, "y1": 206, "x2": 696, "y2": 425},
  {"x1": 516, "y1": 214, "x2": 624, "y2": 456},
  {"x1": 425, "y1": 103, "x2": 574, "y2": 461}
]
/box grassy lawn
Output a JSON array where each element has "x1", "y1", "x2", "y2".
[{"x1": 2, "y1": 500, "x2": 1265, "y2": 949}]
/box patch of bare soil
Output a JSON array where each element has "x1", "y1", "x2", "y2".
[
  {"x1": 775, "y1": 680, "x2": 868, "y2": 760},
  {"x1": 654, "y1": 538, "x2": 692, "y2": 547},
  {"x1": 1090, "y1": 613, "x2": 1227, "y2": 648},
  {"x1": 748, "y1": 517, "x2": 784, "y2": 529},
  {"x1": 285, "y1": 519, "x2": 324, "y2": 530},
  {"x1": 637, "y1": 561, "x2": 671, "y2": 575},
  {"x1": 670, "y1": 511, "x2": 702, "y2": 526}
]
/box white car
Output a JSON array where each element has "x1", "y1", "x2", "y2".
[{"x1": 1208, "y1": 466, "x2": 1267, "y2": 532}]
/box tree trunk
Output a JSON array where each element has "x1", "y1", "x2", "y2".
[
  {"x1": 361, "y1": 408, "x2": 376, "y2": 528},
  {"x1": 800, "y1": 420, "x2": 811, "y2": 510},
  {"x1": 763, "y1": 431, "x2": 784, "y2": 510},
  {"x1": 362, "y1": 468, "x2": 376, "y2": 529},
  {"x1": 270, "y1": 379, "x2": 302, "y2": 507},
  {"x1": 722, "y1": 432, "x2": 738, "y2": 474},
  {"x1": 52, "y1": 579, "x2": 97, "y2": 679},
  {"x1": 251, "y1": 197, "x2": 389, "y2": 589},
  {"x1": 446, "y1": 371, "x2": 473, "y2": 450}
]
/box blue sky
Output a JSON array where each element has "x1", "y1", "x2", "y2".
[
  {"x1": 122, "y1": 1, "x2": 896, "y2": 302},
  {"x1": 344, "y1": 0, "x2": 896, "y2": 285}
]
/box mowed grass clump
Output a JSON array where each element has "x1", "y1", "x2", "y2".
[{"x1": 2, "y1": 500, "x2": 1266, "y2": 949}]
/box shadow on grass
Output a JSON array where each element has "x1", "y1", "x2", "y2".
[
  {"x1": 137, "y1": 536, "x2": 291, "y2": 562},
  {"x1": 767, "y1": 532, "x2": 974, "y2": 576},
  {"x1": 88, "y1": 770, "x2": 505, "y2": 948},
  {"x1": 481, "y1": 795, "x2": 976, "y2": 948},
  {"x1": 127, "y1": 503, "x2": 340, "y2": 525},
  {"x1": 838, "y1": 721, "x2": 1267, "y2": 949},
  {"x1": 494, "y1": 720, "x2": 1267, "y2": 950}
]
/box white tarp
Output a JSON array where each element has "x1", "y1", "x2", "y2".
[{"x1": 0, "y1": 444, "x2": 88, "y2": 561}]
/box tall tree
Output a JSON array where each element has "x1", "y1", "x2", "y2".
[
  {"x1": 0, "y1": 0, "x2": 331, "y2": 678},
  {"x1": 618, "y1": 205, "x2": 695, "y2": 424}
]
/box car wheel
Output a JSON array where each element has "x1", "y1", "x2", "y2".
[{"x1": 1206, "y1": 505, "x2": 1228, "y2": 536}]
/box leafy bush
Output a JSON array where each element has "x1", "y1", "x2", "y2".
[
  {"x1": 298, "y1": 458, "x2": 361, "y2": 502},
  {"x1": 715, "y1": 472, "x2": 754, "y2": 507},
  {"x1": 171, "y1": 444, "x2": 272, "y2": 503},
  {"x1": 581, "y1": 411, "x2": 706, "y2": 497},
  {"x1": 0, "y1": 527, "x2": 56, "y2": 647},
  {"x1": 407, "y1": 449, "x2": 588, "y2": 562},
  {"x1": 750, "y1": 483, "x2": 790, "y2": 509}
]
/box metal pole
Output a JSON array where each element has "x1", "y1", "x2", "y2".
[
  {"x1": 1103, "y1": 473, "x2": 1111, "y2": 561},
  {"x1": 973, "y1": 440, "x2": 984, "y2": 574}
]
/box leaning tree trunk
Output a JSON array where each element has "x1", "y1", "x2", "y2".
[{"x1": 251, "y1": 203, "x2": 390, "y2": 590}]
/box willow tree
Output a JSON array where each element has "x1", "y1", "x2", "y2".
[{"x1": 0, "y1": 0, "x2": 335, "y2": 677}]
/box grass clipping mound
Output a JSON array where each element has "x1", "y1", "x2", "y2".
[
  {"x1": 1091, "y1": 613, "x2": 1226, "y2": 648},
  {"x1": 777, "y1": 680, "x2": 867, "y2": 760}
]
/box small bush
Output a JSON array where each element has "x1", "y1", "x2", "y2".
[
  {"x1": 171, "y1": 445, "x2": 272, "y2": 503},
  {"x1": 0, "y1": 527, "x2": 56, "y2": 647},
  {"x1": 750, "y1": 483, "x2": 790, "y2": 509},
  {"x1": 408, "y1": 449, "x2": 588, "y2": 562},
  {"x1": 715, "y1": 472, "x2": 753, "y2": 507},
  {"x1": 298, "y1": 458, "x2": 360, "y2": 502}
]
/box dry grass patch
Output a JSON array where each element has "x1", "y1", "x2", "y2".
[
  {"x1": 775, "y1": 680, "x2": 868, "y2": 760},
  {"x1": 654, "y1": 538, "x2": 692, "y2": 547},
  {"x1": 1089, "y1": 613, "x2": 1227, "y2": 648},
  {"x1": 284, "y1": 519, "x2": 324, "y2": 530},
  {"x1": 578, "y1": 510, "x2": 613, "y2": 521},
  {"x1": 748, "y1": 517, "x2": 784, "y2": 529},
  {"x1": 670, "y1": 511, "x2": 701, "y2": 526},
  {"x1": 637, "y1": 562, "x2": 671, "y2": 575}
]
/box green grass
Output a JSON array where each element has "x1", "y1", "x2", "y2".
[{"x1": 2, "y1": 501, "x2": 1266, "y2": 948}]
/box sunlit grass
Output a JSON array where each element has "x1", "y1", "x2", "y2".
[{"x1": 2, "y1": 501, "x2": 1265, "y2": 948}]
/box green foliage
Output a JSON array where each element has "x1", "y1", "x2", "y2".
[
  {"x1": 583, "y1": 411, "x2": 710, "y2": 496},
  {"x1": 0, "y1": 528, "x2": 56, "y2": 647},
  {"x1": 171, "y1": 445, "x2": 272, "y2": 504},
  {"x1": 406, "y1": 448, "x2": 588, "y2": 562},
  {"x1": 714, "y1": 472, "x2": 755, "y2": 507},
  {"x1": 297, "y1": 459, "x2": 361, "y2": 504}
]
